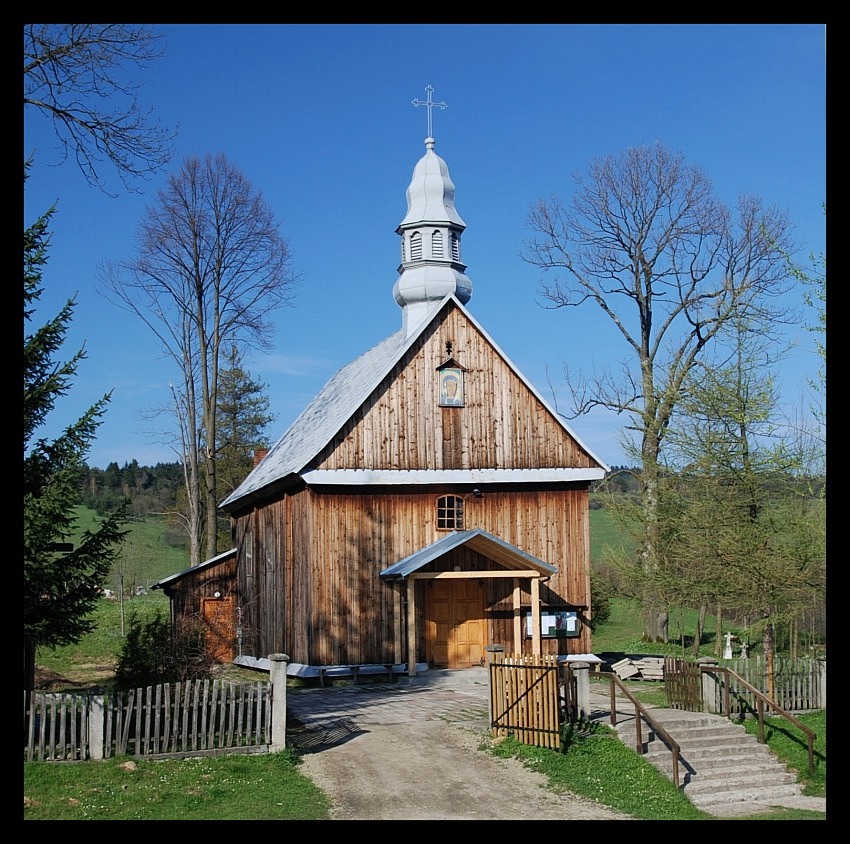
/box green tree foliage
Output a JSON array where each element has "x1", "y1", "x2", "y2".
[
  {"x1": 213, "y1": 344, "x2": 275, "y2": 550},
  {"x1": 611, "y1": 318, "x2": 825, "y2": 660},
  {"x1": 115, "y1": 610, "x2": 212, "y2": 690},
  {"x1": 24, "y1": 192, "x2": 128, "y2": 691},
  {"x1": 80, "y1": 460, "x2": 183, "y2": 516}
]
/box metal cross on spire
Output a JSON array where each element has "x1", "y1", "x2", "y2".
[{"x1": 412, "y1": 84, "x2": 447, "y2": 140}]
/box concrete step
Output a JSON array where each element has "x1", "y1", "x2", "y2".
[
  {"x1": 684, "y1": 769, "x2": 799, "y2": 794},
  {"x1": 688, "y1": 782, "x2": 805, "y2": 809},
  {"x1": 627, "y1": 737, "x2": 776, "y2": 761}
]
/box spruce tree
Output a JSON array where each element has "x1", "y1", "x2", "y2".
[{"x1": 24, "y1": 194, "x2": 128, "y2": 691}]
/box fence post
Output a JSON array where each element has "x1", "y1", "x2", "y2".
[
  {"x1": 89, "y1": 694, "x2": 105, "y2": 760},
  {"x1": 697, "y1": 657, "x2": 719, "y2": 714},
  {"x1": 818, "y1": 658, "x2": 826, "y2": 710},
  {"x1": 571, "y1": 661, "x2": 590, "y2": 721},
  {"x1": 269, "y1": 653, "x2": 289, "y2": 752},
  {"x1": 485, "y1": 645, "x2": 505, "y2": 730}
]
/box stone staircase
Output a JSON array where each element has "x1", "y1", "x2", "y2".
[{"x1": 609, "y1": 708, "x2": 808, "y2": 817}]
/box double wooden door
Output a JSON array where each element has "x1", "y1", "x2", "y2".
[{"x1": 425, "y1": 579, "x2": 485, "y2": 669}]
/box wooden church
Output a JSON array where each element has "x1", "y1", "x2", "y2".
[{"x1": 153, "y1": 98, "x2": 608, "y2": 679}]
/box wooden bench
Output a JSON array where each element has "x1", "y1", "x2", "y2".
[{"x1": 317, "y1": 664, "x2": 396, "y2": 687}]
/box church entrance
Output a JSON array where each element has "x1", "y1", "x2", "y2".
[{"x1": 425, "y1": 579, "x2": 485, "y2": 669}]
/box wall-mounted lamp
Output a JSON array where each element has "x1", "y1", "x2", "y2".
[
  {"x1": 214, "y1": 591, "x2": 221, "y2": 598},
  {"x1": 453, "y1": 565, "x2": 462, "y2": 573},
  {"x1": 472, "y1": 489, "x2": 483, "y2": 498}
]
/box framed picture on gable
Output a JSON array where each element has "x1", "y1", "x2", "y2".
[{"x1": 438, "y1": 367, "x2": 464, "y2": 406}]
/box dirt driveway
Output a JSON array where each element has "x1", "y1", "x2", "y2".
[{"x1": 285, "y1": 669, "x2": 633, "y2": 821}]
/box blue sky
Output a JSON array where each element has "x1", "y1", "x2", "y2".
[{"x1": 23, "y1": 23, "x2": 826, "y2": 470}]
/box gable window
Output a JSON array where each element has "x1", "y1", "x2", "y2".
[{"x1": 437, "y1": 495, "x2": 464, "y2": 530}]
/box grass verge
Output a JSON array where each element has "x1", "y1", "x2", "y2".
[
  {"x1": 23, "y1": 750, "x2": 330, "y2": 821},
  {"x1": 739, "y1": 709, "x2": 826, "y2": 797},
  {"x1": 488, "y1": 722, "x2": 708, "y2": 820}
]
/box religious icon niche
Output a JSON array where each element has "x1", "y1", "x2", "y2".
[{"x1": 437, "y1": 343, "x2": 466, "y2": 407}]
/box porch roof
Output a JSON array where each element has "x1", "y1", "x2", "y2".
[{"x1": 379, "y1": 529, "x2": 557, "y2": 580}]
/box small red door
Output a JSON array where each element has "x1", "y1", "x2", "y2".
[{"x1": 202, "y1": 596, "x2": 235, "y2": 663}]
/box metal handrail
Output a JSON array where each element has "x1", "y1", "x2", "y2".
[
  {"x1": 702, "y1": 664, "x2": 817, "y2": 775},
  {"x1": 601, "y1": 673, "x2": 682, "y2": 788}
]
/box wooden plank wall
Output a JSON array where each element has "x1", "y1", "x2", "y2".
[
  {"x1": 316, "y1": 305, "x2": 599, "y2": 472},
  {"x1": 166, "y1": 554, "x2": 237, "y2": 623},
  {"x1": 234, "y1": 484, "x2": 592, "y2": 666}
]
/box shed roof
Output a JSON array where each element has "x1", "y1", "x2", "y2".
[{"x1": 150, "y1": 548, "x2": 236, "y2": 591}]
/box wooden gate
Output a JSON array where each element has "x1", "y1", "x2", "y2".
[
  {"x1": 664, "y1": 656, "x2": 703, "y2": 710},
  {"x1": 489, "y1": 653, "x2": 561, "y2": 749}
]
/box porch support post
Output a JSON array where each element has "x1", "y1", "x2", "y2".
[
  {"x1": 512, "y1": 578, "x2": 522, "y2": 654},
  {"x1": 531, "y1": 577, "x2": 542, "y2": 656},
  {"x1": 406, "y1": 578, "x2": 417, "y2": 676}
]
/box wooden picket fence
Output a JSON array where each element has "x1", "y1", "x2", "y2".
[
  {"x1": 713, "y1": 655, "x2": 826, "y2": 714},
  {"x1": 489, "y1": 653, "x2": 562, "y2": 749},
  {"x1": 24, "y1": 678, "x2": 272, "y2": 762}
]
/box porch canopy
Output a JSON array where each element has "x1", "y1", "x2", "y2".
[{"x1": 380, "y1": 529, "x2": 558, "y2": 675}]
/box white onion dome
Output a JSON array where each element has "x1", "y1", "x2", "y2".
[{"x1": 394, "y1": 137, "x2": 472, "y2": 336}]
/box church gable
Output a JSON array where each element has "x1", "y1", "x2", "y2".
[{"x1": 315, "y1": 299, "x2": 601, "y2": 472}]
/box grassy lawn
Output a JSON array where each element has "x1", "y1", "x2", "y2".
[{"x1": 23, "y1": 750, "x2": 330, "y2": 820}]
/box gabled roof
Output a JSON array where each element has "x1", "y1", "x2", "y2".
[
  {"x1": 378, "y1": 529, "x2": 558, "y2": 580},
  {"x1": 220, "y1": 294, "x2": 609, "y2": 511}
]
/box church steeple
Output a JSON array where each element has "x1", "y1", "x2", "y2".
[{"x1": 393, "y1": 86, "x2": 472, "y2": 337}]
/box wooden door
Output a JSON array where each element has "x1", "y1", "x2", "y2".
[
  {"x1": 202, "y1": 596, "x2": 235, "y2": 663},
  {"x1": 425, "y1": 580, "x2": 485, "y2": 668}
]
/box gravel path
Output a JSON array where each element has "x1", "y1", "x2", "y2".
[{"x1": 286, "y1": 676, "x2": 633, "y2": 821}]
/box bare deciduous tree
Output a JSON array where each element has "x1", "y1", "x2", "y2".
[
  {"x1": 102, "y1": 153, "x2": 297, "y2": 565},
  {"x1": 523, "y1": 141, "x2": 796, "y2": 642},
  {"x1": 24, "y1": 23, "x2": 175, "y2": 194}
]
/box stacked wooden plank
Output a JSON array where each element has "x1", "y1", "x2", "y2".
[{"x1": 610, "y1": 656, "x2": 665, "y2": 681}]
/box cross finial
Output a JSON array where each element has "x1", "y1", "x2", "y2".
[{"x1": 412, "y1": 84, "x2": 447, "y2": 140}]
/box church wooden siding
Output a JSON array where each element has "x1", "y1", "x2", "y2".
[
  {"x1": 232, "y1": 484, "x2": 592, "y2": 667},
  {"x1": 316, "y1": 304, "x2": 597, "y2": 472}
]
